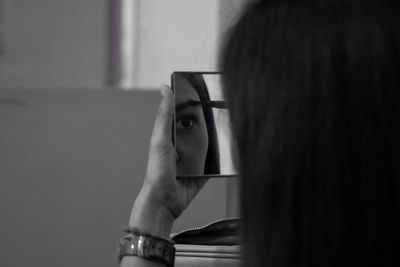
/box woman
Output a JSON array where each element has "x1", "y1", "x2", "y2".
[
  {"x1": 121, "y1": 0, "x2": 400, "y2": 266},
  {"x1": 221, "y1": 1, "x2": 400, "y2": 266}
]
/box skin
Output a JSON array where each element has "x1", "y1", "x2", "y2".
[
  {"x1": 175, "y1": 74, "x2": 209, "y2": 176},
  {"x1": 121, "y1": 85, "x2": 207, "y2": 267}
]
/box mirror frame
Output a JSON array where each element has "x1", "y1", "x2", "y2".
[{"x1": 171, "y1": 71, "x2": 238, "y2": 179}]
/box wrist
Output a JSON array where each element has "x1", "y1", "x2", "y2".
[{"x1": 129, "y1": 186, "x2": 175, "y2": 238}]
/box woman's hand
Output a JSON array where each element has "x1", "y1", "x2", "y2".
[{"x1": 128, "y1": 85, "x2": 207, "y2": 238}]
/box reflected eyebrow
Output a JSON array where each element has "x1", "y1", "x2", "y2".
[
  {"x1": 176, "y1": 100, "x2": 201, "y2": 112},
  {"x1": 176, "y1": 100, "x2": 229, "y2": 112}
]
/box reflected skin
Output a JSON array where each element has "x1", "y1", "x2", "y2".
[{"x1": 175, "y1": 75, "x2": 209, "y2": 176}]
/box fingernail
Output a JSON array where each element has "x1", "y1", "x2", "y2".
[{"x1": 160, "y1": 84, "x2": 169, "y2": 96}]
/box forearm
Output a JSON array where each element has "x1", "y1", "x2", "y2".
[
  {"x1": 128, "y1": 185, "x2": 175, "y2": 238},
  {"x1": 120, "y1": 186, "x2": 175, "y2": 267}
]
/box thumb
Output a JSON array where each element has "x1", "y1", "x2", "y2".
[{"x1": 149, "y1": 85, "x2": 174, "y2": 148}]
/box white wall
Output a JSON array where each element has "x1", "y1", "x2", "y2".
[{"x1": 134, "y1": 0, "x2": 220, "y2": 88}]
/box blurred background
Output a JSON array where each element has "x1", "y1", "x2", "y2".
[
  {"x1": 0, "y1": 0, "x2": 244, "y2": 88},
  {"x1": 0, "y1": 1, "x2": 244, "y2": 266}
]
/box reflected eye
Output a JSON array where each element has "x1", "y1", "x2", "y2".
[
  {"x1": 176, "y1": 114, "x2": 199, "y2": 130},
  {"x1": 177, "y1": 118, "x2": 195, "y2": 130}
]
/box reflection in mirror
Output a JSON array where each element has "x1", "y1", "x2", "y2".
[{"x1": 172, "y1": 72, "x2": 238, "y2": 178}]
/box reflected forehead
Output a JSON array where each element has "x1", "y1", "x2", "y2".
[
  {"x1": 176, "y1": 100, "x2": 201, "y2": 112},
  {"x1": 175, "y1": 75, "x2": 201, "y2": 105}
]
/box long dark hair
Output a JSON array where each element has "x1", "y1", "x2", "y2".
[
  {"x1": 182, "y1": 73, "x2": 220, "y2": 175},
  {"x1": 221, "y1": 1, "x2": 400, "y2": 266}
]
